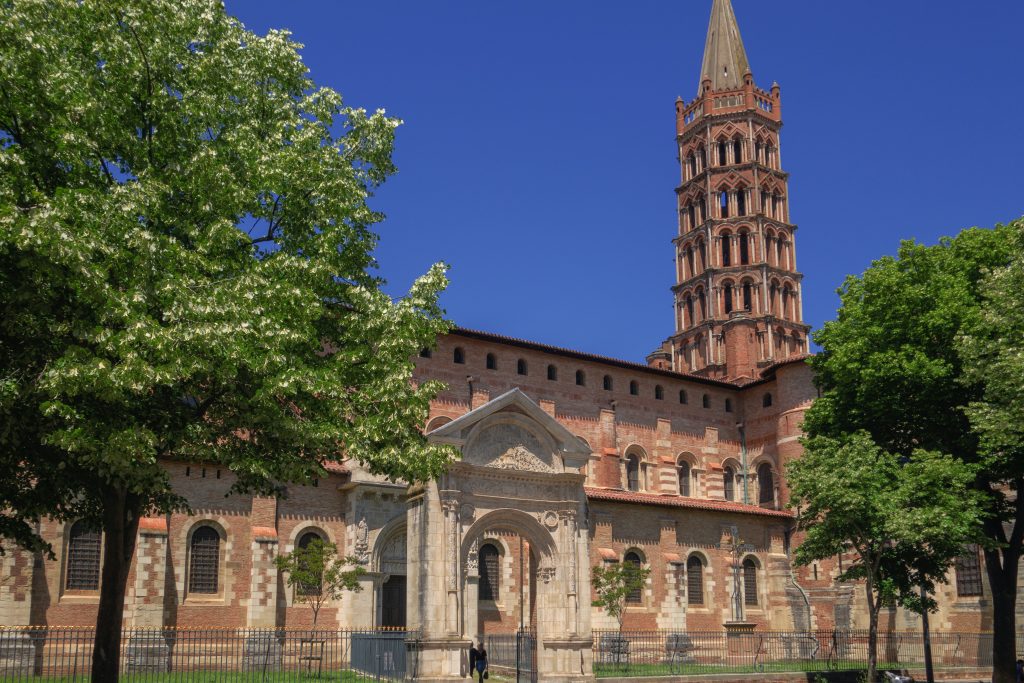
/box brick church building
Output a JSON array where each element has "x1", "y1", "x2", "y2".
[{"x1": 0, "y1": 0, "x2": 1000, "y2": 678}]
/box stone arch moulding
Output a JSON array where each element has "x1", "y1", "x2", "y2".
[{"x1": 371, "y1": 515, "x2": 408, "y2": 576}]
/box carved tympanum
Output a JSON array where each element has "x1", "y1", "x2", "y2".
[{"x1": 466, "y1": 423, "x2": 555, "y2": 473}]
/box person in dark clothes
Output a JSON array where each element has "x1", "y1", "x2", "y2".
[
  {"x1": 468, "y1": 641, "x2": 488, "y2": 681},
  {"x1": 1015, "y1": 658, "x2": 1023, "y2": 683}
]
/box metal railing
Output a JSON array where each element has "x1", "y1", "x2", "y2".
[
  {"x1": 592, "y1": 629, "x2": 1009, "y2": 678},
  {"x1": 0, "y1": 627, "x2": 415, "y2": 681}
]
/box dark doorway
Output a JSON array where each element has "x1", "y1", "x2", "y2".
[{"x1": 381, "y1": 575, "x2": 406, "y2": 628}]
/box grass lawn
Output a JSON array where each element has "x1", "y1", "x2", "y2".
[{"x1": 593, "y1": 660, "x2": 907, "y2": 678}]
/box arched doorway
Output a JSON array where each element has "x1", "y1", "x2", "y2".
[
  {"x1": 375, "y1": 527, "x2": 407, "y2": 628},
  {"x1": 411, "y1": 388, "x2": 594, "y2": 681}
]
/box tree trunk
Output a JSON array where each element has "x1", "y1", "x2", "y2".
[
  {"x1": 865, "y1": 577, "x2": 878, "y2": 683},
  {"x1": 90, "y1": 487, "x2": 142, "y2": 683},
  {"x1": 984, "y1": 542, "x2": 1020, "y2": 683},
  {"x1": 980, "y1": 480, "x2": 1022, "y2": 683}
]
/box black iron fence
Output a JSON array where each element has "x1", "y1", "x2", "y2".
[
  {"x1": 0, "y1": 626, "x2": 1012, "y2": 680},
  {"x1": 0, "y1": 627, "x2": 415, "y2": 681},
  {"x1": 592, "y1": 629, "x2": 1014, "y2": 677}
]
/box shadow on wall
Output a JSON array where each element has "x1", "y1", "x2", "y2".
[
  {"x1": 163, "y1": 535, "x2": 178, "y2": 626},
  {"x1": 30, "y1": 549, "x2": 50, "y2": 624}
]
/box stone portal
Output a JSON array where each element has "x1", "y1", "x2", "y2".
[{"x1": 407, "y1": 389, "x2": 594, "y2": 682}]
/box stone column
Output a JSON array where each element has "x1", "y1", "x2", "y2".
[
  {"x1": 464, "y1": 537, "x2": 480, "y2": 642},
  {"x1": 560, "y1": 511, "x2": 578, "y2": 636},
  {"x1": 442, "y1": 498, "x2": 460, "y2": 636},
  {"x1": 125, "y1": 517, "x2": 171, "y2": 674}
]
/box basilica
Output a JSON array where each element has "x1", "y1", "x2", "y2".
[{"x1": 0, "y1": 0, "x2": 999, "y2": 681}]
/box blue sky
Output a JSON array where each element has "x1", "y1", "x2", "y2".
[{"x1": 227, "y1": 0, "x2": 1024, "y2": 362}]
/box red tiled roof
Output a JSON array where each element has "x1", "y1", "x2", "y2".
[
  {"x1": 323, "y1": 461, "x2": 349, "y2": 474},
  {"x1": 138, "y1": 517, "x2": 168, "y2": 533},
  {"x1": 758, "y1": 353, "x2": 813, "y2": 378},
  {"x1": 585, "y1": 486, "x2": 794, "y2": 519}
]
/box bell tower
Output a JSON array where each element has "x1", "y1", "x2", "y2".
[{"x1": 648, "y1": 0, "x2": 810, "y2": 380}]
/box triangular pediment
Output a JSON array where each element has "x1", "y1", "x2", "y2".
[{"x1": 427, "y1": 388, "x2": 590, "y2": 472}]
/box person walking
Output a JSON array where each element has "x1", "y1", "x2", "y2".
[{"x1": 468, "y1": 641, "x2": 488, "y2": 681}]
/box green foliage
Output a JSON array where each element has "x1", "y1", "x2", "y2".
[
  {"x1": 591, "y1": 561, "x2": 651, "y2": 630},
  {"x1": 788, "y1": 431, "x2": 985, "y2": 683},
  {"x1": 0, "y1": 0, "x2": 454, "y2": 551},
  {"x1": 804, "y1": 224, "x2": 1016, "y2": 461},
  {"x1": 274, "y1": 537, "x2": 364, "y2": 628},
  {"x1": 790, "y1": 431, "x2": 984, "y2": 605},
  {"x1": 801, "y1": 219, "x2": 1024, "y2": 682},
  {"x1": 958, "y1": 220, "x2": 1024, "y2": 482}
]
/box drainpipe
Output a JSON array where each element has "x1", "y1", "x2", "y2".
[{"x1": 736, "y1": 422, "x2": 749, "y2": 505}]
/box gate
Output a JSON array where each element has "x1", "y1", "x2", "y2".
[
  {"x1": 514, "y1": 628, "x2": 537, "y2": 683},
  {"x1": 350, "y1": 631, "x2": 408, "y2": 680}
]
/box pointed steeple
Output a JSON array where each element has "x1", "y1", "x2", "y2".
[{"x1": 698, "y1": 0, "x2": 751, "y2": 95}]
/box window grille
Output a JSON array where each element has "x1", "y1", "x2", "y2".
[
  {"x1": 678, "y1": 462, "x2": 691, "y2": 497},
  {"x1": 479, "y1": 544, "x2": 500, "y2": 601},
  {"x1": 188, "y1": 526, "x2": 220, "y2": 594},
  {"x1": 65, "y1": 521, "x2": 101, "y2": 591},
  {"x1": 743, "y1": 558, "x2": 758, "y2": 605},
  {"x1": 687, "y1": 556, "x2": 703, "y2": 604},
  {"x1": 955, "y1": 546, "x2": 983, "y2": 597},
  {"x1": 624, "y1": 552, "x2": 642, "y2": 604}
]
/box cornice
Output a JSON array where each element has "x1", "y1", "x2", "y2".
[{"x1": 677, "y1": 111, "x2": 783, "y2": 144}]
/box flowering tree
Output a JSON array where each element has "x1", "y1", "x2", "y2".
[{"x1": 0, "y1": 1, "x2": 452, "y2": 680}]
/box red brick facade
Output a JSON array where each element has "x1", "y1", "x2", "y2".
[{"x1": 0, "y1": 0, "x2": 1007, "y2": 640}]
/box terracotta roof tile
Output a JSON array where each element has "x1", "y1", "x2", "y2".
[
  {"x1": 585, "y1": 487, "x2": 793, "y2": 519},
  {"x1": 323, "y1": 461, "x2": 349, "y2": 474}
]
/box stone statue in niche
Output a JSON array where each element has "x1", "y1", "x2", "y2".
[
  {"x1": 354, "y1": 517, "x2": 369, "y2": 564},
  {"x1": 467, "y1": 422, "x2": 555, "y2": 473}
]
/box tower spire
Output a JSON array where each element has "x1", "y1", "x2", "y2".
[{"x1": 698, "y1": 0, "x2": 751, "y2": 95}]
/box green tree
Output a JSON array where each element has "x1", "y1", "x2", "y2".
[
  {"x1": 788, "y1": 432, "x2": 985, "y2": 683},
  {"x1": 957, "y1": 220, "x2": 1024, "y2": 681},
  {"x1": 0, "y1": 1, "x2": 452, "y2": 680},
  {"x1": 804, "y1": 221, "x2": 1021, "y2": 683},
  {"x1": 274, "y1": 537, "x2": 365, "y2": 630},
  {"x1": 591, "y1": 560, "x2": 651, "y2": 632}
]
